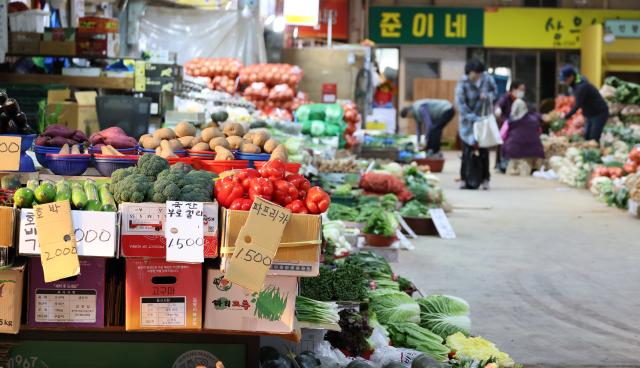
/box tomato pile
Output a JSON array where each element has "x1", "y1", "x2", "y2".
[
  {"x1": 215, "y1": 160, "x2": 330, "y2": 214},
  {"x1": 184, "y1": 58, "x2": 243, "y2": 79}
]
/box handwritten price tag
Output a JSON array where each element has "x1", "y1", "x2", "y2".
[
  {"x1": 34, "y1": 201, "x2": 80, "y2": 282},
  {"x1": 428, "y1": 208, "x2": 456, "y2": 239},
  {"x1": 0, "y1": 136, "x2": 21, "y2": 171},
  {"x1": 164, "y1": 201, "x2": 204, "y2": 263},
  {"x1": 225, "y1": 197, "x2": 291, "y2": 291}
]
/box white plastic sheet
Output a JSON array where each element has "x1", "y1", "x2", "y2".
[{"x1": 137, "y1": 6, "x2": 265, "y2": 65}]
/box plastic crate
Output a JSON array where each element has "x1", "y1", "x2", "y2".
[{"x1": 96, "y1": 96, "x2": 151, "y2": 138}]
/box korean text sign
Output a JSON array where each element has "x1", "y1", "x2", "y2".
[{"x1": 368, "y1": 6, "x2": 483, "y2": 45}]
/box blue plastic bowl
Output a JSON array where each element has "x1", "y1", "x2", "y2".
[
  {"x1": 46, "y1": 154, "x2": 91, "y2": 176},
  {"x1": 34, "y1": 144, "x2": 85, "y2": 168},
  {"x1": 235, "y1": 153, "x2": 270, "y2": 161},
  {"x1": 94, "y1": 157, "x2": 138, "y2": 177},
  {"x1": 89, "y1": 145, "x2": 137, "y2": 155}
]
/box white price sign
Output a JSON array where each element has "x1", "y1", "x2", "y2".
[
  {"x1": 428, "y1": 208, "x2": 456, "y2": 239},
  {"x1": 165, "y1": 201, "x2": 204, "y2": 263}
]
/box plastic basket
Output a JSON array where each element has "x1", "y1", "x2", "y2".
[
  {"x1": 94, "y1": 156, "x2": 138, "y2": 177},
  {"x1": 198, "y1": 160, "x2": 249, "y2": 174},
  {"x1": 46, "y1": 154, "x2": 91, "y2": 176},
  {"x1": 89, "y1": 145, "x2": 137, "y2": 155},
  {"x1": 96, "y1": 96, "x2": 151, "y2": 138},
  {"x1": 253, "y1": 161, "x2": 301, "y2": 174},
  {"x1": 139, "y1": 147, "x2": 187, "y2": 157}
]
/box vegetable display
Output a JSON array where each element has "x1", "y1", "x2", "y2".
[
  {"x1": 89, "y1": 127, "x2": 137, "y2": 150},
  {"x1": 386, "y1": 322, "x2": 450, "y2": 361},
  {"x1": 417, "y1": 295, "x2": 471, "y2": 339},
  {"x1": 359, "y1": 173, "x2": 412, "y2": 202},
  {"x1": 13, "y1": 178, "x2": 115, "y2": 211},
  {"x1": 35, "y1": 124, "x2": 87, "y2": 147},
  {"x1": 295, "y1": 296, "x2": 339, "y2": 326},
  {"x1": 0, "y1": 92, "x2": 35, "y2": 134},
  {"x1": 300, "y1": 263, "x2": 367, "y2": 302},
  {"x1": 362, "y1": 211, "x2": 397, "y2": 237},
  {"x1": 184, "y1": 57, "x2": 243, "y2": 79},
  {"x1": 215, "y1": 160, "x2": 330, "y2": 213},
  {"x1": 446, "y1": 332, "x2": 514, "y2": 367},
  {"x1": 369, "y1": 289, "x2": 420, "y2": 324},
  {"x1": 326, "y1": 309, "x2": 373, "y2": 357}
]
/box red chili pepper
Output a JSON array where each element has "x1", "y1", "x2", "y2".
[
  {"x1": 273, "y1": 179, "x2": 299, "y2": 206},
  {"x1": 229, "y1": 198, "x2": 253, "y2": 211},
  {"x1": 305, "y1": 186, "x2": 330, "y2": 214},
  {"x1": 248, "y1": 177, "x2": 274, "y2": 201},
  {"x1": 234, "y1": 168, "x2": 260, "y2": 190},
  {"x1": 285, "y1": 199, "x2": 308, "y2": 214},
  {"x1": 285, "y1": 173, "x2": 310, "y2": 200},
  {"x1": 215, "y1": 177, "x2": 245, "y2": 208},
  {"x1": 259, "y1": 159, "x2": 286, "y2": 180}
]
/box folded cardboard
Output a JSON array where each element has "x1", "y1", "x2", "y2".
[
  {"x1": 46, "y1": 90, "x2": 99, "y2": 136},
  {"x1": 0, "y1": 207, "x2": 16, "y2": 248},
  {"x1": 125, "y1": 259, "x2": 202, "y2": 331},
  {"x1": 220, "y1": 209, "x2": 321, "y2": 277},
  {"x1": 18, "y1": 209, "x2": 118, "y2": 257},
  {"x1": 40, "y1": 41, "x2": 76, "y2": 56},
  {"x1": 0, "y1": 262, "x2": 25, "y2": 334},
  {"x1": 28, "y1": 257, "x2": 105, "y2": 328},
  {"x1": 204, "y1": 269, "x2": 296, "y2": 334},
  {"x1": 119, "y1": 202, "x2": 218, "y2": 259},
  {"x1": 9, "y1": 32, "x2": 41, "y2": 55}
]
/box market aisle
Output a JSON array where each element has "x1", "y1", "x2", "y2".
[{"x1": 398, "y1": 152, "x2": 640, "y2": 367}]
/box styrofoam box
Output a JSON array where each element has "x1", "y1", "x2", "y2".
[{"x1": 9, "y1": 10, "x2": 50, "y2": 33}]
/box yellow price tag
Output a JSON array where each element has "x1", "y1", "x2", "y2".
[
  {"x1": 34, "y1": 201, "x2": 80, "y2": 282},
  {"x1": 0, "y1": 136, "x2": 21, "y2": 171},
  {"x1": 225, "y1": 197, "x2": 291, "y2": 292}
]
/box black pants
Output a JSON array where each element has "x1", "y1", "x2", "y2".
[
  {"x1": 426, "y1": 108, "x2": 455, "y2": 153},
  {"x1": 584, "y1": 111, "x2": 609, "y2": 142},
  {"x1": 461, "y1": 143, "x2": 490, "y2": 188}
]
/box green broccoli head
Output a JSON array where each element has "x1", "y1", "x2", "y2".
[
  {"x1": 185, "y1": 170, "x2": 216, "y2": 192},
  {"x1": 109, "y1": 166, "x2": 138, "y2": 192},
  {"x1": 179, "y1": 184, "x2": 212, "y2": 202},
  {"x1": 137, "y1": 154, "x2": 169, "y2": 180},
  {"x1": 156, "y1": 169, "x2": 187, "y2": 189},
  {"x1": 171, "y1": 162, "x2": 193, "y2": 173},
  {"x1": 151, "y1": 180, "x2": 182, "y2": 203},
  {"x1": 113, "y1": 174, "x2": 151, "y2": 203}
]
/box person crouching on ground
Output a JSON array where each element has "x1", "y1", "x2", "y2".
[
  {"x1": 400, "y1": 99, "x2": 455, "y2": 158},
  {"x1": 502, "y1": 98, "x2": 545, "y2": 176}
]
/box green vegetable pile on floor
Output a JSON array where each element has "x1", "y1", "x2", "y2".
[
  {"x1": 387, "y1": 322, "x2": 451, "y2": 361},
  {"x1": 328, "y1": 203, "x2": 358, "y2": 221},
  {"x1": 418, "y1": 295, "x2": 471, "y2": 339},
  {"x1": 399, "y1": 200, "x2": 431, "y2": 218},
  {"x1": 300, "y1": 263, "x2": 367, "y2": 302},
  {"x1": 295, "y1": 296, "x2": 339, "y2": 325}
]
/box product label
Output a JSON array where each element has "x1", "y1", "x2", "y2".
[
  {"x1": 140, "y1": 297, "x2": 186, "y2": 327},
  {"x1": 164, "y1": 201, "x2": 204, "y2": 263},
  {"x1": 428, "y1": 208, "x2": 456, "y2": 239},
  {"x1": 0, "y1": 135, "x2": 21, "y2": 171},
  {"x1": 34, "y1": 201, "x2": 80, "y2": 282},
  {"x1": 35, "y1": 289, "x2": 97, "y2": 323}
]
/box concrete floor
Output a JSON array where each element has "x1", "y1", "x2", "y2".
[{"x1": 397, "y1": 152, "x2": 640, "y2": 367}]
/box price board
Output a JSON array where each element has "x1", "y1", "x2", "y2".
[{"x1": 164, "y1": 201, "x2": 204, "y2": 263}]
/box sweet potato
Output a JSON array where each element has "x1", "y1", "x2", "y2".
[
  {"x1": 49, "y1": 136, "x2": 72, "y2": 147},
  {"x1": 43, "y1": 124, "x2": 75, "y2": 138},
  {"x1": 72, "y1": 130, "x2": 87, "y2": 143},
  {"x1": 214, "y1": 146, "x2": 234, "y2": 161},
  {"x1": 105, "y1": 135, "x2": 137, "y2": 149},
  {"x1": 35, "y1": 136, "x2": 50, "y2": 146},
  {"x1": 59, "y1": 144, "x2": 70, "y2": 154},
  {"x1": 226, "y1": 136, "x2": 244, "y2": 150},
  {"x1": 100, "y1": 127, "x2": 127, "y2": 138}
]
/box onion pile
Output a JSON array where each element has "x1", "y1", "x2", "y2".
[
  {"x1": 243, "y1": 82, "x2": 270, "y2": 101},
  {"x1": 184, "y1": 58, "x2": 243, "y2": 79},
  {"x1": 268, "y1": 84, "x2": 295, "y2": 102},
  {"x1": 239, "y1": 63, "x2": 303, "y2": 88},
  {"x1": 341, "y1": 101, "x2": 361, "y2": 149},
  {"x1": 208, "y1": 75, "x2": 236, "y2": 94}
]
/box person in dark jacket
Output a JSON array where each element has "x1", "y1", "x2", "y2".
[
  {"x1": 400, "y1": 99, "x2": 455, "y2": 157},
  {"x1": 494, "y1": 80, "x2": 525, "y2": 172},
  {"x1": 559, "y1": 65, "x2": 609, "y2": 142},
  {"x1": 502, "y1": 99, "x2": 545, "y2": 176}
]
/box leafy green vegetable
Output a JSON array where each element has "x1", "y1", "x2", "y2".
[
  {"x1": 446, "y1": 332, "x2": 514, "y2": 367},
  {"x1": 380, "y1": 193, "x2": 399, "y2": 210},
  {"x1": 400, "y1": 200, "x2": 430, "y2": 218},
  {"x1": 300, "y1": 265, "x2": 334, "y2": 301},
  {"x1": 326, "y1": 309, "x2": 373, "y2": 357},
  {"x1": 333, "y1": 183, "x2": 353, "y2": 196},
  {"x1": 327, "y1": 203, "x2": 358, "y2": 221},
  {"x1": 295, "y1": 296, "x2": 339, "y2": 325},
  {"x1": 369, "y1": 289, "x2": 420, "y2": 324},
  {"x1": 363, "y1": 211, "x2": 396, "y2": 237},
  {"x1": 300, "y1": 263, "x2": 367, "y2": 302},
  {"x1": 387, "y1": 322, "x2": 450, "y2": 361}
]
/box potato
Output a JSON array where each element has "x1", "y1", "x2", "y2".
[
  {"x1": 159, "y1": 140, "x2": 177, "y2": 158},
  {"x1": 153, "y1": 127, "x2": 176, "y2": 140},
  {"x1": 138, "y1": 133, "x2": 152, "y2": 143},
  {"x1": 226, "y1": 136, "x2": 244, "y2": 150},
  {"x1": 214, "y1": 146, "x2": 234, "y2": 161},
  {"x1": 240, "y1": 142, "x2": 261, "y2": 154},
  {"x1": 59, "y1": 144, "x2": 70, "y2": 154},
  {"x1": 269, "y1": 144, "x2": 288, "y2": 162},
  {"x1": 263, "y1": 138, "x2": 279, "y2": 153},
  {"x1": 71, "y1": 145, "x2": 81, "y2": 154},
  {"x1": 209, "y1": 137, "x2": 230, "y2": 151},
  {"x1": 201, "y1": 127, "x2": 224, "y2": 143},
  {"x1": 175, "y1": 121, "x2": 196, "y2": 138},
  {"x1": 168, "y1": 139, "x2": 184, "y2": 151},
  {"x1": 101, "y1": 145, "x2": 123, "y2": 156},
  {"x1": 191, "y1": 142, "x2": 211, "y2": 151},
  {"x1": 243, "y1": 132, "x2": 254, "y2": 141},
  {"x1": 142, "y1": 136, "x2": 161, "y2": 149},
  {"x1": 191, "y1": 136, "x2": 202, "y2": 147},
  {"x1": 252, "y1": 130, "x2": 270, "y2": 148},
  {"x1": 223, "y1": 122, "x2": 245, "y2": 137},
  {"x1": 155, "y1": 147, "x2": 162, "y2": 155},
  {"x1": 178, "y1": 136, "x2": 194, "y2": 148}
]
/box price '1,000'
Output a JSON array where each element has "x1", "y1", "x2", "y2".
[{"x1": 235, "y1": 247, "x2": 272, "y2": 266}]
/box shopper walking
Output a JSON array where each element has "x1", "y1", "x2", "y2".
[
  {"x1": 559, "y1": 65, "x2": 609, "y2": 143},
  {"x1": 501, "y1": 98, "x2": 545, "y2": 176},
  {"x1": 400, "y1": 99, "x2": 455, "y2": 157},
  {"x1": 455, "y1": 59, "x2": 498, "y2": 190},
  {"x1": 493, "y1": 80, "x2": 525, "y2": 172}
]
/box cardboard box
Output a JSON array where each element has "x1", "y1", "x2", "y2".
[
  {"x1": 9, "y1": 32, "x2": 41, "y2": 55},
  {"x1": 220, "y1": 209, "x2": 321, "y2": 277},
  {"x1": 204, "y1": 269, "x2": 296, "y2": 334},
  {"x1": 143, "y1": 77, "x2": 176, "y2": 93},
  {"x1": 142, "y1": 63, "x2": 181, "y2": 79},
  {"x1": 78, "y1": 17, "x2": 119, "y2": 33},
  {"x1": 43, "y1": 27, "x2": 76, "y2": 41},
  {"x1": 76, "y1": 32, "x2": 119, "y2": 58},
  {"x1": 0, "y1": 207, "x2": 16, "y2": 248},
  {"x1": 18, "y1": 209, "x2": 118, "y2": 257},
  {"x1": 28, "y1": 257, "x2": 105, "y2": 328},
  {"x1": 40, "y1": 40, "x2": 76, "y2": 56},
  {"x1": 125, "y1": 259, "x2": 202, "y2": 331},
  {"x1": 46, "y1": 90, "x2": 99, "y2": 136},
  {"x1": 119, "y1": 202, "x2": 218, "y2": 259},
  {"x1": 0, "y1": 262, "x2": 25, "y2": 334}
]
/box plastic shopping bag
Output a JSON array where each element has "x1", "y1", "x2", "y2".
[{"x1": 473, "y1": 113, "x2": 503, "y2": 148}]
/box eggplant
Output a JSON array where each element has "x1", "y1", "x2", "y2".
[
  {"x1": 3, "y1": 98, "x2": 20, "y2": 118},
  {"x1": 0, "y1": 112, "x2": 9, "y2": 133},
  {"x1": 0, "y1": 91, "x2": 8, "y2": 105}
]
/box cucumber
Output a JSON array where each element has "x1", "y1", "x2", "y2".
[
  {"x1": 55, "y1": 180, "x2": 72, "y2": 202},
  {"x1": 71, "y1": 183, "x2": 88, "y2": 210},
  {"x1": 84, "y1": 180, "x2": 101, "y2": 211},
  {"x1": 98, "y1": 184, "x2": 117, "y2": 212},
  {"x1": 26, "y1": 179, "x2": 38, "y2": 191}
]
